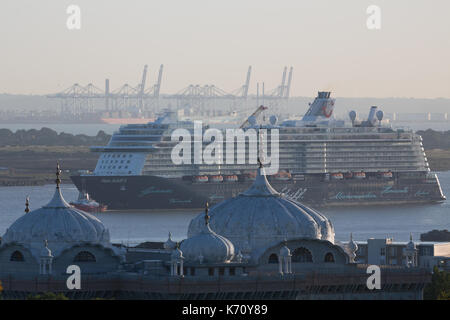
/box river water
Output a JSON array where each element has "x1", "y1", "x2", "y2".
[{"x1": 0, "y1": 172, "x2": 449, "y2": 246}]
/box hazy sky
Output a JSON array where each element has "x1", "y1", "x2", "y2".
[{"x1": 0, "y1": 0, "x2": 449, "y2": 98}]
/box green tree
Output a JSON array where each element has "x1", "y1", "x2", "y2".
[{"x1": 424, "y1": 266, "x2": 450, "y2": 300}]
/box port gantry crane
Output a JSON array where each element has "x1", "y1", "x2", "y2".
[
  {"x1": 263, "y1": 66, "x2": 293, "y2": 100},
  {"x1": 46, "y1": 65, "x2": 292, "y2": 117},
  {"x1": 46, "y1": 82, "x2": 104, "y2": 115},
  {"x1": 47, "y1": 65, "x2": 164, "y2": 113},
  {"x1": 169, "y1": 66, "x2": 253, "y2": 111},
  {"x1": 137, "y1": 65, "x2": 148, "y2": 110}
]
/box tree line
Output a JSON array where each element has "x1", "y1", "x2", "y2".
[
  {"x1": 0, "y1": 127, "x2": 111, "y2": 146},
  {"x1": 418, "y1": 129, "x2": 450, "y2": 150}
]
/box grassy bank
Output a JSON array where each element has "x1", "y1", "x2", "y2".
[
  {"x1": 0, "y1": 146, "x2": 98, "y2": 186},
  {"x1": 424, "y1": 149, "x2": 450, "y2": 172}
]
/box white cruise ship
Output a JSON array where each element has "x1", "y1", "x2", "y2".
[{"x1": 71, "y1": 92, "x2": 446, "y2": 209}]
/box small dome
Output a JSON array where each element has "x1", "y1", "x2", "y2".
[
  {"x1": 188, "y1": 166, "x2": 335, "y2": 254},
  {"x1": 2, "y1": 183, "x2": 110, "y2": 258},
  {"x1": 164, "y1": 232, "x2": 177, "y2": 250},
  {"x1": 181, "y1": 206, "x2": 235, "y2": 264}
]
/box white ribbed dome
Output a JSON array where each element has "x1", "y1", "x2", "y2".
[
  {"x1": 181, "y1": 211, "x2": 235, "y2": 263},
  {"x1": 187, "y1": 167, "x2": 335, "y2": 254},
  {"x1": 2, "y1": 186, "x2": 110, "y2": 257}
]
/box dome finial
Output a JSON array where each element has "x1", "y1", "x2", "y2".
[
  {"x1": 44, "y1": 239, "x2": 48, "y2": 248},
  {"x1": 204, "y1": 202, "x2": 210, "y2": 225},
  {"x1": 410, "y1": 233, "x2": 413, "y2": 241},
  {"x1": 55, "y1": 162, "x2": 62, "y2": 189},
  {"x1": 347, "y1": 232, "x2": 358, "y2": 262},
  {"x1": 25, "y1": 196, "x2": 30, "y2": 213},
  {"x1": 240, "y1": 160, "x2": 280, "y2": 197},
  {"x1": 164, "y1": 232, "x2": 177, "y2": 250}
]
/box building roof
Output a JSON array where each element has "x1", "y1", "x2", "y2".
[{"x1": 1, "y1": 165, "x2": 111, "y2": 259}]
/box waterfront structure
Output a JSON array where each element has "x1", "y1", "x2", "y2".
[
  {"x1": 352, "y1": 237, "x2": 450, "y2": 271},
  {"x1": 71, "y1": 91, "x2": 445, "y2": 210},
  {"x1": 0, "y1": 165, "x2": 431, "y2": 300}
]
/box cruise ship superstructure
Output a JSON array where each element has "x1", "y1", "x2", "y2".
[{"x1": 71, "y1": 92, "x2": 446, "y2": 209}]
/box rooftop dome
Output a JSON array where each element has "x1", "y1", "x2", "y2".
[
  {"x1": 187, "y1": 165, "x2": 335, "y2": 255},
  {"x1": 181, "y1": 204, "x2": 235, "y2": 264},
  {"x1": 2, "y1": 164, "x2": 110, "y2": 258},
  {"x1": 164, "y1": 232, "x2": 177, "y2": 250}
]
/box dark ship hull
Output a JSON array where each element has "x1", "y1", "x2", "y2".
[{"x1": 71, "y1": 172, "x2": 446, "y2": 210}]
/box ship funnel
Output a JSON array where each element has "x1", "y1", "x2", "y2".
[
  {"x1": 367, "y1": 106, "x2": 378, "y2": 126},
  {"x1": 302, "y1": 91, "x2": 335, "y2": 122}
]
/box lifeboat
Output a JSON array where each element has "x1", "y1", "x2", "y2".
[
  {"x1": 331, "y1": 173, "x2": 344, "y2": 180},
  {"x1": 381, "y1": 171, "x2": 393, "y2": 179},
  {"x1": 224, "y1": 175, "x2": 238, "y2": 182},
  {"x1": 210, "y1": 175, "x2": 224, "y2": 183},
  {"x1": 273, "y1": 171, "x2": 292, "y2": 181},
  {"x1": 70, "y1": 192, "x2": 107, "y2": 213},
  {"x1": 354, "y1": 171, "x2": 366, "y2": 179},
  {"x1": 194, "y1": 175, "x2": 209, "y2": 183},
  {"x1": 344, "y1": 172, "x2": 353, "y2": 179}
]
